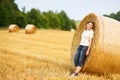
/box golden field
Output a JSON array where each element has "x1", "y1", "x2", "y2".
[{"x1": 0, "y1": 29, "x2": 120, "y2": 80}]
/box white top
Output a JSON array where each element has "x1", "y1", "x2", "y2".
[{"x1": 80, "y1": 29, "x2": 94, "y2": 46}]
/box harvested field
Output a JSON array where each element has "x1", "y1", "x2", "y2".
[{"x1": 0, "y1": 29, "x2": 120, "y2": 80}]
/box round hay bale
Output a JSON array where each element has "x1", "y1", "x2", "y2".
[
  {"x1": 70, "y1": 13, "x2": 120, "y2": 74},
  {"x1": 25, "y1": 24, "x2": 37, "y2": 34},
  {"x1": 71, "y1": 29, "x2": 75, "y2": 32},
  {"x1": 8, "y1": 24, "x2": 19, "y2": 32}
]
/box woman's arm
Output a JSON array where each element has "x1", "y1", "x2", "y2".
[{"x1": 86, "y1": 38, "x2": 93, "y2": 56}]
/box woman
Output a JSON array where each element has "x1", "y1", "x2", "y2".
[{"x1": 71, "y1": 21, "x2": 94, "y2": 76}]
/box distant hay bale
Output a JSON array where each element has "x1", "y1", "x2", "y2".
[
  {"x1": 70, "y1": 13, "x2": 120, "y2": 74},
  {"x1": 25, "y1": 24, "x2": 37, "y2": 34},
  {"x1": 8, "y1": 24, "x2": 19, "y2": 32},
  {"x1": 71, "y1": 29, "x2": 75, "y2": 32}
]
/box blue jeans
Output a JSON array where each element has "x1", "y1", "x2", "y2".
[{"x1": 74, "y1": 45, "x2": 88, "y2": 67}]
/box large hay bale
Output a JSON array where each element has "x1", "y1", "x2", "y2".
[
  {"x1": 70, "y1": 13, "x2": 120, "y2": 74},
  {"x1": 8, "y1": 24, "x2": 19, "y2": 32},
  {"x1": 25, "y1": 24, "x2": 37, "y2": 34}
]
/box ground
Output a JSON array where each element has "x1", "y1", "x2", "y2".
[{"x1": 0, "y1": 29, "x2": 120, "y2": 80}]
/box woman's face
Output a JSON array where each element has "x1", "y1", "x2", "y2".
[{"x1": 86, "y1": 22, "x2": 93, "y2": 30}]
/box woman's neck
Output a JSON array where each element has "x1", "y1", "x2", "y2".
[{"x1": 86, "y1": 29, "x2": 92, "y2": 31}]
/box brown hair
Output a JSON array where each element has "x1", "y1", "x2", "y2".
[{"x1": 85, "y1": 21, "x2": 94, "y2": 30}]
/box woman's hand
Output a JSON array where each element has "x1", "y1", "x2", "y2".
[
  {"x1": 86, "y1": 50, "x2": 89, "y2": 56},
  {"x1": 86, "y1": 37, "x2": 93, "y2": 56}
]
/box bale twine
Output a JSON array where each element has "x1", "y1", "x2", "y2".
[
  {"x1": 8, "y1": 24, "x2": 19, "y2": 32},
  {"x1": 25, "y1": 24, "x2": 37, "y2": 34},
  {"x1": 70, "y1": 13, "x2": 120, "y2": 74}
]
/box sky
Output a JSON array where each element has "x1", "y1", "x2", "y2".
[{"x1": 15, "y1": 0, "x2": 120, "y2": 20}]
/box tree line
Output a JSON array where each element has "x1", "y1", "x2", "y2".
[
  {"x1": 104, "y1": 11, "x2": 120, "y2": 22},
  {"x1": 0, "y1": 0, "x2": 76, "y2": 30}
]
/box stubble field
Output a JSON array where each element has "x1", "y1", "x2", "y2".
[{"x1": 0, "y1": 29, "x2": 120, "y2": 80}]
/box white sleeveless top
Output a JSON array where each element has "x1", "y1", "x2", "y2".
[{"x1": 80, "y1": 29, "x2": 94, "y2": 46}]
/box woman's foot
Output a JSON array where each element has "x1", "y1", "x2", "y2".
[{"x1": 70, "y1": 72, "x2": 78, "y2": 76}]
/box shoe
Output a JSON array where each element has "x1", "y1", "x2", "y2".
[{"x1": 70, "y1": 73, "x2": 78, "y2": 77}]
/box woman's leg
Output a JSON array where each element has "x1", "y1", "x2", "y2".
[
  {"x1": 71, "y1": 46, "x2": 81, "y2": 76},
  {"x1": 75, "y1": 66, "x2": 82, "y2": 73},
  {"x1": 74, "y1": 46, "x2": 81, "y2": 66},
  {"x1": 74, "y1": 53, "x2": 84, "y2": 74},
  {"x1": 74, "y1": 46, "x2": 88, "y2": 74}
]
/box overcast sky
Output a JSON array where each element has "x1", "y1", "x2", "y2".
[{"x1": 15, "y1": 0, "x2": 120, "y2": 20}]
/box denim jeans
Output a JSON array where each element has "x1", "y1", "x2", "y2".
[{"x1": 74, "y1": 45, "x2": 88, "y2": 67}]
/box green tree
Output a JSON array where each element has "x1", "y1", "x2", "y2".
[
  {"x1": 0, "y1": 0, "x2": 76, "y2": 30},
  {"x1": 0, "y1": 0, "x2": 20, "y2": 26},
  {"x1": 116, "y1": 11, "x2": 120, "y2": 21},
  {"x1": 27, "y1": 8, "x2": 43, "y2": 28},
  {"x1": 58, "y1": 10, "x2": 71, "y2": 30},
  {"x1": 46, "y1": 11, "x2": 60, "y2": 29},
  {"x1": 0, "y1": 2, "x2": 7, "y2": 26},
  {"x1": 13, "y1": 12, "x2": 27, "y2": 28},
  {"x1": 70, "y1": 20, "x2": 76, "y2": 29},
  {"x1": 104, "y1": 11, "x2": 120, "y2": 21}
]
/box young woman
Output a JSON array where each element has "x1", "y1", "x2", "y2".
[{"x1": 71, "y1": 21, "x2": 94, "y2": 76}]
